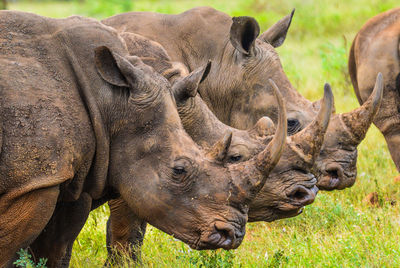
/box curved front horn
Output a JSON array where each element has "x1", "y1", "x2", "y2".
[
  {"x1": 254, "y1": 79, "x2": 287, "y2": 175},
  {"x1": 227, "y1": 79, "x2": 287, "y2": 202},
  {"x1": 340, "y1": 72, "x2": 383, "y2": 143},
  {"x1": 290, "y1": 83, "x2": 334, "y2": 164}
]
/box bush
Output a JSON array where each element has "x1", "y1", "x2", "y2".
[{"x1": 13, "y1": 249, "x2": 47, "y2": 268}]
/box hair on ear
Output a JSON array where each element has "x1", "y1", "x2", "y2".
[{"x1": 230, "y1": 16, "x2": 260, "y2": 55}]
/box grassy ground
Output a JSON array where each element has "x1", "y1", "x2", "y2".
[{"x1": 7, "y1": 0, "x2": 400, "y2": 267}]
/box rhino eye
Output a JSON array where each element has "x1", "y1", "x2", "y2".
[
  {"x1": 173, "y1": 166, "x2": 186, "y2": 176},
  {"x1": 172, "y1": 157, "x2": 196, "y2": 184},
  {"x1": 229, "y1": 155, "x2": 242, "y2": 162},
  {"x1": 287, "y1": 119, "x2": 301, "y2": 135}
]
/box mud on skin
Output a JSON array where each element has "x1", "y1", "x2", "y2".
[{"x1": 0, "y1": 11, "x2": 287, "y2": 267}]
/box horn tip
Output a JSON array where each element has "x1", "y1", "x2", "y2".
[{"x1": 377, "y1": 72, "x2": 383, "y2": 81}]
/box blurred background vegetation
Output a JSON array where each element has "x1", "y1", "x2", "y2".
[{"x1": 3, "y1": 0, "x2": 400, "y2": 267}]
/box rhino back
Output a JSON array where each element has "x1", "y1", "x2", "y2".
[
  {"x1": 103, "y1": 7, "x2": 231, "y2": 69},
  {"x1": 352, "y1": 8, "x2": 400, "y2": 102},
  {"x1": 0, "y1": 11, "x2": 123, "y2": 199}
]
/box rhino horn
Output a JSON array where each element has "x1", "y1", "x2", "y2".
[
  {"x1": 172, "y1": 60, "x2": 212, "y2": 103},
  {"x1": 207, "y1": 131, "x2": 233, "y2": 162},
  {"x1": 249, "y1": 116, "x2": 276, "y2": 137},
  {"x1": 254, "y1": 79, "x2": 287, "y2": 175},
  {"x1": 237, "y1": 80, "x2": 286, "y2": 189},
  {"x1": 290, "y1": 83, "x2": 334, "y2": 163},
  {"x1": 340, "y1": 73, "x2": 383, "y2": 143}
]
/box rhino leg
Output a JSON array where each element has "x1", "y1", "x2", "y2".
[
  {"x1": 0, "y1": 186, "x2": 59, "y2": 267},
  {"x1": 29, "y1": 192, "x2": 92, "y2": 268},
  {"x1": 106, "y1": 198, "x2": 147, "y2": 265}
]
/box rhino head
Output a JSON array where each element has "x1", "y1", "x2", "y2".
[
  {"x1": 315, "y1": 73, "x2": 383, "y2": 189},
  {"x1": 249, "y1": 83, "x2": 333, "y2": 221},
  {"x1": 92, "y1": 46, "x2": 287, "y2": 249}
]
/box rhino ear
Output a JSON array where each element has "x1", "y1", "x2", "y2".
[
  {"x1": 230, "y1": 16, "x2": 260, "y2": 56},
  {"x1": 207, "y1": 131, "x2": 233, "y2": 162},
  {"x1": 172, "y1": 60, "x2": 211, "y2": 103},
  {"x1": 95, "y1": 46, "x2": 137, "y2": 88},
  {"x1": 259, "y1": 9, "x2": 295, "y2": 48}
]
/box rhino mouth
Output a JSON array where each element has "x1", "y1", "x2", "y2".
[
  {"x1": 193, "y1": 220, "x2": 246, "y2": 250},
  {"x1": 317, "y1": 163, "x2": 356, "y2": 190},
  {"x1": 276, "y1": 179, "x2": 318, "y2": 214}
]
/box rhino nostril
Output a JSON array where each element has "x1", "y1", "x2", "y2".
[
  {"x1": 326, "y1": 164, "x2": 344, "y2": 178},
  {"x1": 214, "y1": 222, "x2": 236, "y2": 248},
  {"x1": 287, "y1": 185, "x2": 315, "y2": 205},
  {"x1": 327, "y1": 169, "x2": 338, "y2": 178},
  {"x1": 325, "y1": 164, "x2": 344, "y2": 188},
  {"x1": 290, "y1": 187, "x2": 308, "y2": 199}
]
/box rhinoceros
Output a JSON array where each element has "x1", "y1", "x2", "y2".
[
  {"x1": 103, "y1": 6, "x2": 383, "y2": 191},
  {"x1": 349, "y1": 7, "x2": 400, "y2": 171},
  {"x1": 0, "y1": 11, "x2": 287, "y2": 266},
  {"x1": 103, "y1": 31, "x2": 332, "y2": 263}
]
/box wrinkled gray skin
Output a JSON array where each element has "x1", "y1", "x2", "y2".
[
  {"x1": 103, "y1": 32, "x2": 332, "y2": 264},
  {"x1": 103, "y1": 6, "x2": 383, "y2": 190},
  {"x1": 349, "y1": 7, "x2": 400, "y2": 171},
  {"x1": 0, "y1": 11, "x2": 287, "y2": 267}
]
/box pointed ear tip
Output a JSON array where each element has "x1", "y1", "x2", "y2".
[
  {"x1": 323, "y1": 83, "x2": 333, "y2": 97},
  {"x1": 198, "y1": 60, "x2": 212, "y2": 83},
  {"x1": 204, "y1": 60, "x2": 212, "y2": 73}
]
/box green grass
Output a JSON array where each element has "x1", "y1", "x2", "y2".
[{"x1": 6, "y1": 0, "x2": 400, "y2": 266}]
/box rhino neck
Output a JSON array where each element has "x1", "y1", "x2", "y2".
[
  {"x1": 60, "y1": 33, "x2": 110, "y2": 200},
  {"x1": 178, "y1": 95, "x2": 232, "y2": 147}
]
